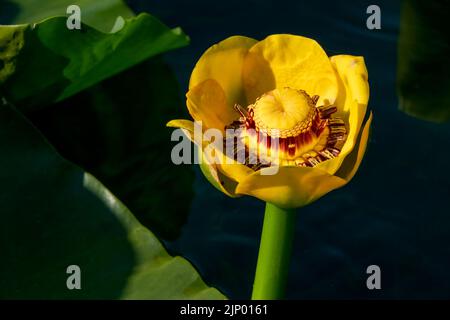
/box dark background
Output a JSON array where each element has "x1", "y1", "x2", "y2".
[
  {"x1": 1, "y1": 0, "x2": 449, "y2": 299},
  {"x1": 127, "y1": 0, "x2": 450, "y2": 299}
]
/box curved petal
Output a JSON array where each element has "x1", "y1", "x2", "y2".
[
  {"x1": 242, "y1": 34, "x2": 338, "y2": 105},
  {"x1": 167, "y1": 119, "x2": 195, "y2": 132},
  {"x1": 186, "y1": 79, "x2": 237, "y2": 132},
  {"x1": 189, "y1": 35, "x2": 258, "y2": 107},
  {"x1": 235, "y1": 166, "x2": 347, "y2": 209},
  {"x1": 198, "y1": 148, "x2": 240, "y2": 198},
  {"x1": 335, "y1": 112, "x2": 373, "y2": 181},
  {"x1": 316, "y1": 55, "x2": 370, "y2": 175},
  {"x1": 218, "y1": 162, "x2": 254, "y2": 184},
  {"x1": 166, "y1": 119, "x2": 239, "y2": 197},
  {"x1": 332, "y1": 55, "x2": 370, "y2": 112}
]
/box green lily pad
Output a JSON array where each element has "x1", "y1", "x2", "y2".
[
  {"x1": 1, "y1": 3, "x2": 193, "y2": 240},
  {"x1": 0, "y1": 13, "x2": 189, "y2": 110},
  {"x1": 0, "y1": 0, "x2": 134, "y2": 33},
  {"x1": 0, "y1": 100, "x2": 224, "y2": 300}
]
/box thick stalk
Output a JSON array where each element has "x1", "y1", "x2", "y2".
[{"x1": 252, "y1": 203, "x2": 297, "y2": 300}]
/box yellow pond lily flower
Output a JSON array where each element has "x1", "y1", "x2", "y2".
[{"x1": 168, "y1": 34, "x2": 372, "y2": 209}]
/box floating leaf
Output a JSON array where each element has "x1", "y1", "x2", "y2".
[
  {"x1": 0, "y1": 0, "x2": 135, "y2": 33},
  {"x1": 0, "y1": 100, "x2": 224, "y2": 300},
  {"x1": 0, "y1": 13, "x2": 189, "y2": 110}
]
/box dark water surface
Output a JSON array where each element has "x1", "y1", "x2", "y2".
[{"x1": 129, "y1": 0, "x2": 450, "y2": 299}]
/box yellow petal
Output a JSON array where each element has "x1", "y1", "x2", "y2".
[
  {"x1": 194, "y1": 126, "x2": 254, "y2": 185},
  {"x1": 235, "y1": 166, "x2": 347, "y2": 209},
  {"x1": 335, "y1": 112, "x2": 373, "y2": 181},
  {"x1": 198, "y1": 147, "x2": 240, "y2": 198},
  {"x1": 315, "y1": 55, "x2": 370, "y2": 175},
  {"x1": 186, "y1": 79, "x2": 236, "y2": 131},
  {"x1": 218, "y1": 160, "x2": 254, "y2": 184},
  {"x1": 168, "y1": 122, "x2": 254, "y2": 185},
  {"x1": 166, "y1": 119, "x2": 239, "y2": 197},
  {"x1": 332, "y1": 55, "x2": 370, "y2": 110},
  {"x1": 242, "y1": 34, "x2": 338, "y2": 105},
  {"x1": 189, "y1": 35, "x2": 258, "y2": 107},
  {"x1": 167, "y1": 119, "x2": 194, "y2": 132}
]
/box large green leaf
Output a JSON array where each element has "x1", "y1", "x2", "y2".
[
  {"x1": 0, "y1": 99, "x2": 224, "y2": 299},
  {"x1": 1, "y1": 2, "x2": 193, "y2": 240},
  {"x1": 0, "y1": 0, "x2": 134, "y2": 32},
  {"x1": 28, "y1": 57, "x2": 195, "y2": 240},
  {"x1": 0, "y1": 13, "x2": 189, "y2": 110}
]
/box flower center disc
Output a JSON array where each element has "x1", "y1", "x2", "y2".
[
  {"x1": 253, "y1": 88, "x2": 315, "y2": 133},
  {"x1": 225, "y1": 87, "x2": 347, "y2": 169},
  {"x1": 251, "y1": 88, "x2": 318, "y2": 160}
]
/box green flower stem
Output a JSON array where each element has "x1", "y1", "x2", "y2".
[{"x1": 252, "y1": 203, "x2": 297, "y2": 300}]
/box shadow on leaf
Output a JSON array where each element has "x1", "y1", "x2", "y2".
[{"x1": 28, "y1": 57, "x2": 195, "y2": 240}]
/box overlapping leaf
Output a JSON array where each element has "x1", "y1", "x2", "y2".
[
  {"x1": 0, "y1": 13, "x2": 189, "y2": 110},
  {"x1": 0, "y1": 1, "x2": 220, "y2": 299},
  {"x1": 29, "y1": 57, "x2": 195, "y2": 240},
  {"x1": 0, "y1": 0, "x2": 134, "y2": 32},
  {"x1": 0, "y1": 101, "x2": 224, "y2": 300}
]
